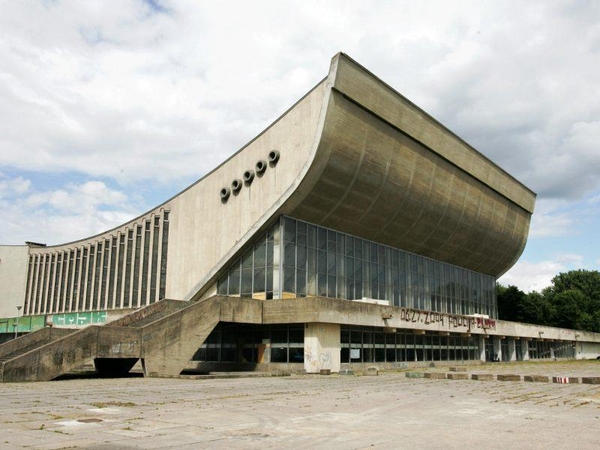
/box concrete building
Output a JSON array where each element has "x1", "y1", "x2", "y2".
[{"x1": 1, "y1": 53, "x2": 599, "y2": 381}]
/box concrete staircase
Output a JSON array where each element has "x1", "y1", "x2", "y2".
[{"x1": 0, "y1": 296, "x2": 262, "y2": 382}]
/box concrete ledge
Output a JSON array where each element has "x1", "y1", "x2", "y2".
[
  {"x1": 405, "y1": 372, "x2": 424, "y2": 378},
  {"x1": 497, "y1": 374, "x2": 521, "y2": 382},
  {"x1": 424, "y1": 372, "x2": 446, "y2": 379},
  {"x1": 446, "y1": 373, "x2": 469, "y2": 380},
  {"x1": 471, "y1": 374, "x2": 494, "y2": 381},
  {"x1": 449, "y1": 367, "x2": 467, "y2": 372},
  {"x1": 524, "y1": 375, "x2": 549, "y2": 383},
  {"x1": 582, "y1": 377, "x2": 600, "y2": 385}
]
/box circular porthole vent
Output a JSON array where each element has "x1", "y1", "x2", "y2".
[
  {"x1": 220, "y1": 187, "x2": 231, "y2": 202},
  {"x1": 231, "y1": 179, "x2": 243, "y2": 192},
  {"x1": 243, "y1": 169, "x2": 255, "y2": 184},
  {"x1": 268, "y1": 150, "x2": 280, "y2": 165},
  {"x1": 256, "y1": 160, "x2": 267, "y2": 175}
]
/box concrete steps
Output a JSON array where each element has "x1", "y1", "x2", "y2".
[{"x1": 0, "y1": 296, "x2": 263, "y2": 382}]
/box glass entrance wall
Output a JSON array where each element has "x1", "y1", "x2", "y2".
[
  {"x1": 341, "y1": 325, "x2": 480, "y2": 363},
  {"x1": 217, "y1": 216, "x2": 498, "y2": 318}
]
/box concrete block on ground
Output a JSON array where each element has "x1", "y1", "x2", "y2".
[
  {"x1": 582, "y1": 377, "x2": 600, "y2": 384},
  {"x1": 447, "y1": 372, "x2": 469, "y2": 380},
  {"x1": 405, "y1": 372, "x2": 424, "y2": 378},
  {"x1": 424, "y1": 372, "x2": 446, "y2": 379},
  {"x1": 471, "y1": 373, "x2": 494, "y2": 381},
  {"x1": 365, "y1": 367, "x2": 378, "y2": 376},
  {"x1": 524, "y1": 375, "x2": 549, "y2": 383},
  {"x1": 497, "y1": 374, "x2": 521, "y2": 381},
  {"x1": 449, "y1": 367, "x2": 467, "y2": 372},
  {"x1": 552, "y1": 376, "x2": 580, "y2": 384}
]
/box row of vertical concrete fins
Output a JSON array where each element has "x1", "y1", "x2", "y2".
[{"x1": 0, "y1": 297, "x2": 260, "y2": 382}]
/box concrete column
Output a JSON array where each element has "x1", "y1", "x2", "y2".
[
  {"x1": 522, "y1": 340, "x2": 530, "y2": 360},
  {"x1": 508, "y1": 338, "x2": 517, "y2": 361},
  {"x1": 304, "y1": 323, "x2": 340, "y2": 374}
]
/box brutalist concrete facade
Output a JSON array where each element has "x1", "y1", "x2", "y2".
[{"x1": 1, "y1": 54, "x2": 599, "y2": 381}]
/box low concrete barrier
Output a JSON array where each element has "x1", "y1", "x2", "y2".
[
  {"x1": 497, "y1": 374, "x2": 521, "y2": 381},
  {"x1": 552, "y1": 376, "x2": 580, "y2": 384},
  {"x1": 424, "y1": 372, "x2": 446, "y2": 379},
  {"x1": 447, "y1": 373, "x2": 469, "y2": 380},
  {"x1": 582, "y1": 377, "x2": 600, "y2": 385},
  {"x1": 524, "y1": 375, "x2": 549, "y2": 383},
  {"x1": 471, "y1": 374, "x2": 494, "y2": 381},
  {"x1": 365, "y1": 367, "x2": 378, "y2": 376},
  {"x1": 405, "y1": 372, "x2": 424, "y2": 378},
  {"x1": 449, "y1": 367, "x2": 467, "y2": 372}
]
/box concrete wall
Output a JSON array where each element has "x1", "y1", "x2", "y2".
[
  {"x1": 0, "y1": 245, "x2": 29, "y2": 317},
  {"x1": 304, "y1": 323, "x2": 341, "y2": 373}
]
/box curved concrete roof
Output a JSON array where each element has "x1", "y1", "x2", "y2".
[{"x1": 23, "y1": 53, "x2": 536, "y2": 304}]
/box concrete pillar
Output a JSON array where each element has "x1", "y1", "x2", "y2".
[
  {"x1": 304, "y1": 323, "x2": 340, "y2": 373},
  {"x1": 522, "y1": 340, "x2": 530, "y2": 360},
  {"x1": 508, "y1": 338, "x2": 517, "y2": 361},
  {"x1": 478, "y1": 336, "x2": 486, "y2": 362}
]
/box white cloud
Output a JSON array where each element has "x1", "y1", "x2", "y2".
[
  {"x1": 0, "y1": 177, "x2": 137, "y2": 245},
  {"x1": 498, "y1": 254, "x2": 586, "y2": 293},
  {"x1": 0, "y1": 0, "x2": 598, "y2": 276}
]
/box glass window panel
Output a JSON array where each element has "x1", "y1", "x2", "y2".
[
  {"x1": 354, "y1": 239, "x2": 362, "y2": 259},
  {"x1": 229, "y1": 268, "x2": 240, "y2": 295},
  {"x1": 317, "y1": 250, "x2": 327, "y2": 274},
  {"x1": 336, "y1": 254, "x2": 344, "y2": 277},
  {"x1": 289, "y1": 347, "x2": 304, "y2": 363},
  {"x1": 242, "y1": 250, "x2": 253, "y2": 270},
  {"x1": 241, "y1": 269, "x2": 252, "y2": 294},
  {"x1": 217, "y1": 274, "x2": 228, "y2": 295},
  {"x1": 283, "y1": 267, "x2": 295, "y2": 294},
  {"x1": 345, "y1": 236, "x2": 353, "y2": 257},
  {"x1": 284, "y1": 242, "x2": 296, "y2": 268},
  {"x1": 254, "y1": 242, "x2": 266, "y2": 268},
  {"x1": 271, "y1": 328, "x2": 287, "y2": 344},
  {"x1": 253, "y1": 268, "x2": 265, "y2": 292},
  {"x1": 327, "y1": 252, "x2": 336, "y2": 275},
  {"x1": 296, "y1": 269, "x2": 306, "y2": 295},
  {"x1": 318, "y1": 273, "x2": 327, "y2": 296},
  {"x1": 307, "y1": 247, "x2": 316, "y2": 272},
  {"x1": 297, "y1": 221, "x2": 307, "y2": 235},
  {"x1": 328, "y1": 275, "x2": 336, "y2": 297},
  {"x1": 289, "y1": 327, "x2": 303, "y2": 344},
  {"x1": 317, "y1": 228, "x2": 327, "y2": 250},
  {"x1": 297, "y1": 245, "x2": 307, "y2": 270},
  {"x1": 284, "y1": 217, "x2": 296, "y2": 243},
  {"x1": 271, "y1": 347, "x2": 287, "y2": 363},
  {"x1": 336, "y1": 233, "x2": 344, "y2": 254}
]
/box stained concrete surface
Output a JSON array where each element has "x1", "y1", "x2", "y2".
[{"x1": 1, "y1": 361, "x2": 599, "y2": 449}]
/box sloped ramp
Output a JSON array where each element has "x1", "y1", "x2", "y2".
[{"x1": 0, "y1": 296, "x2": 263, "y2": 382}]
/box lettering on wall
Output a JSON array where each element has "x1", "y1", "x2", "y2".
[{"x1": 395, "y1": 308, "x2": 496, "y2": 331}]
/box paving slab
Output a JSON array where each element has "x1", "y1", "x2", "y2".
[{"x1": 1, "y1": 360, "x2": 600, "y2": 449}]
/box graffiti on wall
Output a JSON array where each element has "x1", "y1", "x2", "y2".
[{"x1": 395, "y1": 308, "x2": 496, "y2": 331}]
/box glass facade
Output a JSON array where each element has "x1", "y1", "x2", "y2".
[
  {"x1": 341, "y1": 326, "x2": 480, "y2": 363},
  {"x1": 193, "y1": 323, "x2": 304, "y2": 364},
  {"x1": 218, "y1": 216, "x2": 498, "y2": 318}
]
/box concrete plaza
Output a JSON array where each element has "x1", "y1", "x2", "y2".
[{"x1": 1, "y1": 361, "x2": 599, "y2": 449}]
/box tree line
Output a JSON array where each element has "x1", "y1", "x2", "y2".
[{"x1": 497, "y1": 269, "x2": 600, "y2": 333}]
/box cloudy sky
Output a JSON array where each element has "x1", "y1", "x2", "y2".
[{"x1": 0, "y1": 0, "x2": 598, "y2": 293}]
